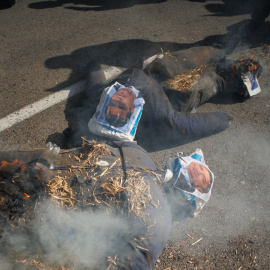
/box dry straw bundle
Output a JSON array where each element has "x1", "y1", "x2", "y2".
[
  {"x1": 92, "y1": 168, "x2": 159, "y2": 220},
  {"x1": 45, "y1": 175, "x2": 75, "y2": 209},
  {"x1": 45, "y1": 138, "x2": 112, "y2": 209},
  {"x1": 164, "y1": 65, "x2": 206, "y2": 91},
  {"x1": 14, "y1": 258, "x2": 73, "y2": 270},
  {"x1": 45, "y1": 138, "x2": 160, "y2": 221}
]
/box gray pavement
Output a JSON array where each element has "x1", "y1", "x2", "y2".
[{"x1": 0, "y1": 0, "x2": 270, "y2": 269}]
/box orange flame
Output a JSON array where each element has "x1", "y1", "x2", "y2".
[
  {"x1": 35, "y1": 172, "x2": 41, "y2": 181},
  {"x1": 24, "y1": 193, "x2": 30, "y2": 199},
  {"x1": 21, "y1": 164, "x2": 27, "y2": 171},
  {"x1": 0, "y1": 159, "x2": 23, "y2": 170},
  {"x1": 248, "y1": 61, "x2": 259, "y2": 70},
  {"x1": 0, "y1": 159, "x2": 27, "y2": 172}
]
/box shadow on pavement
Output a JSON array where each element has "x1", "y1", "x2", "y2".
[
  {"x1": 44, "y1": 39, "x2": 187, "y2": 92},
  {"x1": 203, "y1": 0, "x2": 254, "y2": 17},
  {"x1": 44, "y1": 20, "x2": 270, "y2": 93},
  {"x1": 29, "y1": 0, "x2": 166, "y2": 11},
  {"x1": 203, "y1": 20, "x2": 270, "y2": 53},
  {"x1": 0, "y1": 0, "x2": 15, "y2": 9}
]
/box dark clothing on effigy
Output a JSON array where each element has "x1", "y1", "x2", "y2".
[
  {"x1": 74, "y1": 46, "x2": 232, "y2": 148},
  {"x1": 0, "y1": 141, "x2": 175, "y2": 269}
]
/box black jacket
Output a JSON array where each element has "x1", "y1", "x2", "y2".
[{"x1": 85, "y1": 47, "x2": 230, "y2": 145}]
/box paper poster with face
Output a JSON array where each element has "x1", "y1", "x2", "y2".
[
  {"x1": 242, "y1": 72, "x2": 261, "y2": 97},
  {"x1": 95, "y1": 82, "x2": 145, "y2": 136},
  {"x1": 173, "y1": 153, "x2": 214, "y2": 202}
]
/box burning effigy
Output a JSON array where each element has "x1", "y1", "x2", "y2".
[
  {"x1": 70, "y1": 46, "x2": 263, "y2": 150},
  {"x1": 0, "y1": 138, "x2": 215, "y2": 270},
  {"x1": 0, "y1": 139, "x2": 172, "y2": 269},
  {"x1": 0, "y1": 45, "x2": 264, "y2": 269},
  {"x1": 215, "y1": 56, "x2": 263, "y2": 98},
  {"x1": 144, "y1": 47, "x2": 262, "y2": 99}
]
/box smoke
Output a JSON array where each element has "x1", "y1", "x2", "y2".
[
  {"x1": 211, "y1": 127, "x2": 268, "y2": 242},
  {"x1": 0, "y1": 200, "x2": 132, "y2": 269},
  {"x1": 153, "y1": 116, "x2": 270, "y2": 253}
]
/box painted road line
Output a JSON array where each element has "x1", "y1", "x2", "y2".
[
  {"x1": 0, "y1": 80, "x2": 85, "y2": 133},
  {"x1": 103, "y1": 66, "x2": 123, "y2": 80},
  {"x1": 0, "y1": 66, "x2": 124, "y2": 133}
]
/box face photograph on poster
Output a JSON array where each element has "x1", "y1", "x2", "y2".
[
  {"x1": 96, "y1": 82, "x2": 145, "y2": 136},
  {"x1": 173, "y1": 154, "x2": 214, "y2": 203}
]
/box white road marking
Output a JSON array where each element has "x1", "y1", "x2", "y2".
[
  {"x1": 103, "y1": 66, "x2": 123, "y2": 80},
  {"x1": 0, "y1": 66, "x2": 124, "y2": 133}
]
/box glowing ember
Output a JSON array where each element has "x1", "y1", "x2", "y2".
[
  {"x1": 232, "y1": 58, "x2": 260, "y2": 74},
  {"x1": 0, "y1": 159, "x2": 23, "y2": 170},
  {"x1": 0, "y1": 159, "x2": 27, "y2": 173},
  {"x1": 24, "y1": 193, "x2": 30, "y2": 199}
]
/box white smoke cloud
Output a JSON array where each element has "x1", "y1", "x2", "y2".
[{"x1": 0, "y1": 200, "x2": 132, "y2": 269}]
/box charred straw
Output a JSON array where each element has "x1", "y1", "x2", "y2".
[{"x1": 0, "y1": 140, "x2": 160, "y2": 269}]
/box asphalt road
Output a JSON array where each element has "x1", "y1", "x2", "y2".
[{"x1": 1, "y1": 0, "x2": 270, "y2": 269}]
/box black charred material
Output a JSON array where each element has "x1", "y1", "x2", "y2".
[
  {"x1": 216, "y1": 58, "x2": 262, "y2": 80},
  {"x1": 215, "y1": 58, "x2": 262, "y2": 97},
  {"x1": 70, "y1": 176, "x2": 79, "y2": 187},
  {"x1": 0, "y1": 162, "x2": 47, "y2": 235},
  {"x1": 109, "y1": 141, "x2": 130, "y2": 215},
  {"x1": 233, "y1": 58, "x2": 263, "y2": 78},
  {"x1": 84, "y1": 179, "x2": 92, "y2": 185}
]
